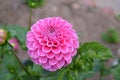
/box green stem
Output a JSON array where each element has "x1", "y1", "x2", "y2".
[
  {"x1": 100, "y1": 68, "x2": 103, "y2": 80},
  {"x1": 12, "y1": 50, "x2": 34, "y2": 80},
  {"x1": 28, "y1": 8, "x2": 33, "y2": 30},
  {"x1": 75, "y1": 70, "x2": 79, "y2": 80},
  {"x1": 0, "y1": 46, "x2": 4, "y2": 64}
]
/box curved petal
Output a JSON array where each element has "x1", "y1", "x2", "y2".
[
  {"x1": 42, "y1": 45, "x2": 51, "y2": 53},
  {"x1": 47, "y1": 52, "x2": 55, "y2": 59},
  {"x1": 52, "y1": 46, "x2": 61, "y2": 54},
  {"x1": 37, "y1": 48, "x2": 47, "y2": 56},
  {"x1": 61, "y1": 45, "x2": 69, "y2": 53},
  {"x1": 39, "y1": 39, "x2": 47, "y2": 45},
  {"x1": 63, "y1": 53, "x2": 71, "y2": 61},
  {"x1": 42, "y1": 62, "x2": 51, "y2": 70},
  {"x1": 38, "y1": 56, "x2": 48, "y2": 64},
  {"x1": 57, "y1": 58, "x2": 65, "y2": 69},
  {"x1": 73, "y1": 40, "x2": 79, "y2": 48},
  {"x1": 49, "y1": 58, "x2": 57, "y2": 65},
  {"x1": 27, "y1": 31, "x2": 36, "y2": 41},
  {"x1": 33, "y1": 41, "x2": 40, "y2": 49},
  {"x1": 55, "y1": 53, "x2": 63, "y2": 60},
  {"x1": 69, "y1": 47, "x2": 74, "y2": 52},
  {"x1": 28, "y1": 50, "x2": 39, "y2": 58},
  {"x1": 27, "y1": 42, "x2": 36, "y2": 50}
]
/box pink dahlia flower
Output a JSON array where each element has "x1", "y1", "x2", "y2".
[{"x1": 26, "y1": 17, "x2": 79, "y2": 71}]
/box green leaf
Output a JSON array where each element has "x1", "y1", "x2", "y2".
[
  {"x1": 11, "y1": 75, "x2": 22, "y2": 80},
  {"x1": 26, "y1": 64, "x2": 42, "y2": 80},
  {"x1": 72, "y1": 42, "x2": 113, "y2": 72},
  {"x1": 78, "y1": 71, "x2": 97, "y2": 80},
  {"x1": 111, "y1": 65, "x2": 120, "y2": 80},
  {"x1": 2, "y1": 52, "x2": 22, "y2": 74},
  {"x1": 92, "y1": 59, "x2": 103, "y2": 72},
  {"x1": 0, "y1": 64, "x2": 12, "y2": 80},
  {"x1": 5, "y1": 25, "x2": 28, "y2": 50},
  {"x1": 81, "y1": 50, "x2": 98, "y2": 59},
  {"x1": 79, "y1": 42, "x2": 114, "y2": 59}
]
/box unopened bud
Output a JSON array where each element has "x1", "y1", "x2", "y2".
[
  {"x1": 8, "y1": 38, "x2": 18, "y2": 50},
  {"x1": 0, "y1": 29, "x2": 7, "y2": 45}
]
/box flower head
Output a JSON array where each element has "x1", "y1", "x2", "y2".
[
  {"x1": 0, "y1": 29, "x2": 7, "y2": 45},
  {"x1": 8, "y1": 38, "x2": 19, "y2": 50},
  {"x1": 26, "y1": 17, "x2": 79, "y2": 71}
]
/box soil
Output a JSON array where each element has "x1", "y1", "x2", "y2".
[{"x1": 0, "y1": 0, "x2": 120, "y2": 80}]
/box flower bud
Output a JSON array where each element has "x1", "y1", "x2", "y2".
[
  {"x1": 0, "y1": 29, "x2": 7, "y2": 45},
  {"x1": 8, "y1": 38, "x2": 18, "y2": 50}
]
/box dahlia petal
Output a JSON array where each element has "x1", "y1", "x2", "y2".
[
  {"x1": 58, "y1": 36, "x2": 63, "y2": 41},
  {"x1": 69, "y1": 47, "x2": 74, "y2": 52},
  {"x1": 42, "y1": 45, "x2": 51, "y2": 53},
  {"x1": 67, "y1": 30, "x2": 78, "y2": 39},
  {"x1": 53, "y1": 40, "x2": 59, "y2": 47},
  {"x1": 50, "y1": 65, "x2": 58, "y2": 71},
  {"x1": 65, "y1": 58, "x2": 72, "y2": 64},
  {"x1": 49, "y1": 18, "x2": 55, "y2": 27},
  {"x1": 53, "y1": 65, "x2": 59, "y2": 69},
  {"x1": 32, "y1": 58, "x2": 40, "y2": 65},
  {"x1": 42, "y1": 62, "x2": 51, "y2": 69},
  {"x1": 61, "y1": 45, "x2": 69, "y2": 53},
  {"x1": 49, "y1": 58, "x2": 57, "y2": 65},
  {"x1": 37, "y1": 48, "x2": 47, "y2": 56},
  {"x1": 65, "y1": 39, "x2": 73, "y2": 46},
  {"x1": 55, "y1": 17, "x2": 63, "y2": 27},
  {"x1": 72, "y1": 49, "x2": 77, "y2": 56},
  {"x1": 47, "y1": 52, "x2": 55, "y2": 59},
  {"x1": 33, "y1": 41, "x2": 40, "y2": 48},
  {"x1": 27, "y1": 42, "x2": 36, "y2": 50},
  {"x1": 55, "y1": 53, "x2": 63, "y2": 60},
  {"x1": 59, "y1": 21, "x2": 67, "y2": 28},
  {"x1": 73, "y1": 40, "x2": 79, "y2": 48},
  {"x1": 59, "y1": 39, "x2": 65, "y2": 46},
  {"x1": 43, "y1": 18, "x2": 50, "y2": 27},
  {"x1": 47, "y1": 41, "x2": 53, "y2": 47},
  {"x1": 49, "y1": 66, "x2": 57, "y2": 71},
  {"x1": 36, "y1": 22, "x2": 45, "y2": 31},
  {"x1": 31, "y1": 24, "x2": 38, "y2": 32},
  {"x1": 57, "y1": 59, "x2": 65, "y2": 69},
  {"x1": 33, "y1": 32, "x2": 42, "y2": 38},
  {"x1": 39, "y1": 39, "x2": 47, "y2": 45},
  {"x1": 28, "y1": 50, "x2": 39, "y2": 58},
  {"x1": 38, "y1": 56, "x2": 48, "y2": 64},
  {"x1": 52, "y1": 46, "x2": 61, "y2": 54},
  {"x1": 27, "y1": 31, "x2": 36, "y2": 41},
  {"x1": 63, "y1": 53, "x2": 71, "y2": 61},
  {"x1": 72, "y1": 32, "x2": 78, "y2": 39},
  {"x1": 52, "y1": 17, "x2": 59, "y2": 27}
]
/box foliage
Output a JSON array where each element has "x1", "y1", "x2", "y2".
[
  {"x1": 0, "y1": 24, "x2": 119, "y2": 80},
  {"x1": 0, "y1": 24, "x2": 28, "y2": 50},
  {"x1": 102, "y1": 28, "x2": 120, "y2": 43},
  {"x1": 111, "y1": 58, "x2": 120, "y2": 80}
]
